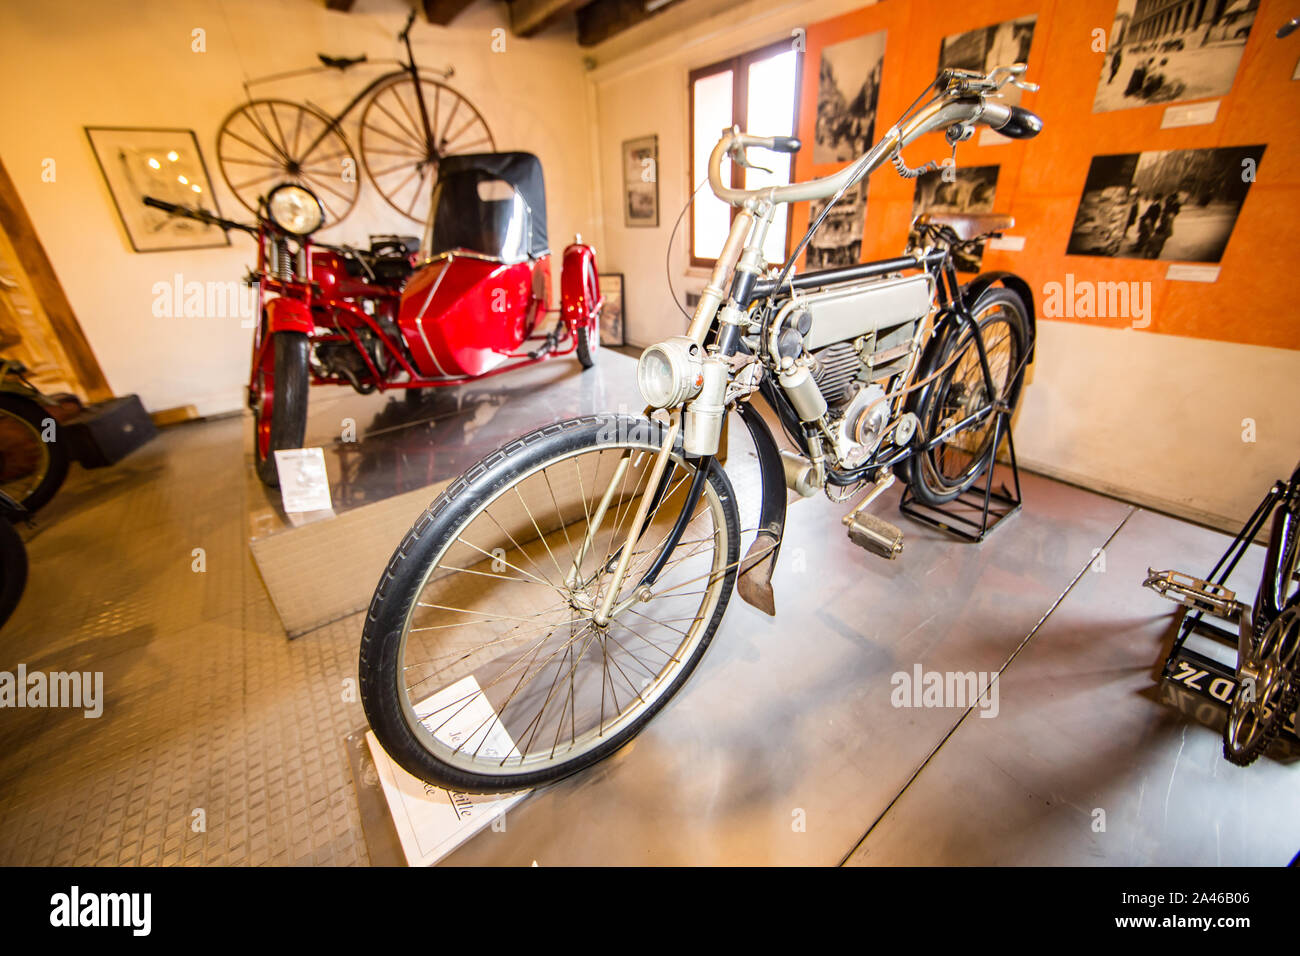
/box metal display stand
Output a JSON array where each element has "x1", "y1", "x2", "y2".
[
  {"x1": 1146, "y1": 481, "x2": 1300, "y2": 755},
  {"x1": 898, "y1": 408, "x2": 1022, "y2": 543}
]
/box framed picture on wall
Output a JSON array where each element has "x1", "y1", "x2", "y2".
[
  {"x1": 622, "y1": 136, "x2": 658, "y2": 228},
  {"x1": 1092, "y1": 0, "x2": 1257, "y2": 113},
  {"x1": 599, "y1": 273, "x2": 625, "y2": 346},
  {"x1": 814, "y1": 30, "x2": 886, "y2": 164},
  {"x1": 85, "y1": 126, "x2": 229, "y2": 253},
  {"x1": 1066, "y1": 145, "x2": 1265, "y2": 262}
]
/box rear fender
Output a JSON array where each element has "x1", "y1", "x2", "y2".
[
  {"x1": 560, "y1": 242, "x2": 600, "y2": 329},
  {"x1": 962, "y1": 271, "x2": 1036, "y2": 363}
]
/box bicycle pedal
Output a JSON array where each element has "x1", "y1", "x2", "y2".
[
  {"x1": 1143, "y1": 567, "x2": 1242, "y2": 619},
  {"x1": 845, "y1": 511, "x2": 904, "y2": 560}
]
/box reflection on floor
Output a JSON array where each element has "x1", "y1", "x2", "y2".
[{"x1": 0, "y1": 349, "x2": 1294, "y2": 866}]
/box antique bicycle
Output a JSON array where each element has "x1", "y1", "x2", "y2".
[
  {"x1": 1146, "y1": 459, "x2": 1300, "y2": 765},
  {"x1": 359, "y1": 64, "x2": 1044, "y2": 792},
  {"x1": 216, "y1": 8, "x2": 494, "y2": 227}
]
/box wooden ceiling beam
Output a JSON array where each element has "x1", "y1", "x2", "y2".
[
  {"x1": 576, "y1": 0, "x2": 682, "y2": 47},
  {"x1": 422, "y1": 0, "x2": 478, "y2": 26},
  {"x1": 508, "y1": 0, "x2": 588, "y2": 37}
]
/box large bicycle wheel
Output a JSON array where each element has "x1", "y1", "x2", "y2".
[
  {"x1": 361, "y1": 414, "x2": 740, "y2": 793},
  {"x1": 358, "y1": 75, "x2": 495, "y2": 225},
  {"x1": 903, "y1": 286, "x2": 1029, "y2": 507},
  {"x1": 217, "y1": 99, "x2": 360, "y2": 225}
]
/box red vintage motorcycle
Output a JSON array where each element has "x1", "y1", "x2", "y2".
[{"x1": 145, "y1": 151, "x2": 601, "y2": 486}]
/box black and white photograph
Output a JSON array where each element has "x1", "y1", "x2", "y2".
[
  {"x1": 814, "y1": 30, "x2": 886, "y2": 164},
  {"x1": 1093, "y1": 0, "x2": 1258, "y2": 113},
  {"x1": 804, "y1": 182, "x2": 865, "y2": 269},
  {"x1": 622, "y1": 135, "x2": 658, "y2": 227},
  {"x1": 908, "y1": 165, "x2": 1000, "y2": 272},
  {"x1": 938, "y1": 15, "x2": 1037, "y2": 108},
  {"x1": 1065, "y1": 144, "x2": 1265, "y2": 262}
]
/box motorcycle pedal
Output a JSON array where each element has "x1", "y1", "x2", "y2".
[{"x1": 845, "y1": 511, "x2": 904, "y2": 560}]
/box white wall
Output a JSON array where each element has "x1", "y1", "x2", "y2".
[
  {"x1": 0, "y1": 0, "x2": 599, "y2": 415},
  {"x1": 588, "y1": 0, "x2": 872, "y2": 347},
  {"x1": 587, "y1": 0, "x2": 1300, "y2": 530}
]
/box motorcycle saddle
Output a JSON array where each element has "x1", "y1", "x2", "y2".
[{"x1": 916, "y1": 212, "x2": 1014, "y2": 241}]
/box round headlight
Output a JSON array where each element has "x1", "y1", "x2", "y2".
[
  {"x1": 637, "y1": 337, "x2": 703, "y2": 409},
  {"x1": 266, "y1": 184, "x2": 324, "y2": 236}
]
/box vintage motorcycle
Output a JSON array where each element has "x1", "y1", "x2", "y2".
[
  {"x1": 146, "y1": 150, "x2": 601, "y2": 486},
  {"x1": 360, "y1": 64, "x2": 1044, "y2": 792}
]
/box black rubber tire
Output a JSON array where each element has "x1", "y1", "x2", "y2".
[
  {"x1": 0, "y1": 394, "x2": 69, "y2": 515},
  {"x1": 256, "y1": 332, "x2": 310, "y2": 487},
  {"x1": 359, "y1": 413, "x2": 740, "y2": 793},
  {"x1": 902, "y1": 287, "x2": 1029, "y2": 507},
  {"x1": 576, "y1": 324, "x2": 597, "y2": 369},
  {"x1": 0, "y1": 517, "x2": 27, "y2": 629}
]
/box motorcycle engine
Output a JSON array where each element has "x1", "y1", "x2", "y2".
[
  {"x1": 810, "y1": 321, "x2": 916, "y2": 468},
  {"x1": 314, "y1": 327, "x2": 389, "y2": 394}
]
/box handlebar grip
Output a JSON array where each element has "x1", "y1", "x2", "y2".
[
  {"x1": 768, "y1": 136, "x2": 801, "y2": 154},
  {"x1": 143, "y1": 196, "x2": 182, "y2": 214},
  {"x1": 987, "y1": 104, "x2": 1043, "y2": 140}
]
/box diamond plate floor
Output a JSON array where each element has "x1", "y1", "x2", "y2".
[{"x1": 0, "y1": 417, "x2": 369, "y2": 866}]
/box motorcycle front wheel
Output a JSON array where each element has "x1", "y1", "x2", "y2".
[
  {"x1": 253, "y1": 331, "x2": 309, "y2": 488},
  {"x1": 360, "y1": 414, "x2": 740, "y2": 793}
]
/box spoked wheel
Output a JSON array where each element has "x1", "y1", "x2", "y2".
[
  {"x1": 252, "y1": 331, "x2": 310, "y2": 487},
  {"x1": 359, "y1": 75, "x2": 495, "y2": 225},
  {"x1": 0, "y1": 394, "x2": 69, "y2": 515},
  {"x1": 217, "y1": 99, "x2": 360, "y2": 225},
  {"x1": 1223, "y1": 601, "x2": 1300, "y2": 766},
  {"x1": 361, "y1": 414, "x2": 740, "y2": 793},
  {"x1": 903, "y1": 286, "x2": 1029, "y2": 507}
]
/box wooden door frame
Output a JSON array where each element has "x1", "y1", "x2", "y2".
[{"x1": 0, "y1": 155, "x2": 112, "y2": 401}]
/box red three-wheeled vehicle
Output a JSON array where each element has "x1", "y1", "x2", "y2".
[{"x1": 148, "y1": 151, "x2": 602, "y2": 485}]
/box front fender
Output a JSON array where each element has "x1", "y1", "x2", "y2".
[
  {"x1": 265, "y1": 296, "x2": 314, "y2": 336},
  {"x1": 733, "y1": 401, "x2": 787, "y2": 616}
]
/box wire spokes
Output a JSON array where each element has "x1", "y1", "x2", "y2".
[
  {"x1": 216, "y1": 98, "x2": 360, "y2": 226},
  {"x1": 395, "y1": 441, "x2": 731, "y2": 778},
  {"x1": 359, "y1": 76, "x2": 496, "y2": 225}
]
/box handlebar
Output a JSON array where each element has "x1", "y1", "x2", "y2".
[
  {"x1": 143, "y1": 196, "x2": 258, "y2": 235},
  {"x1": 707, "y1": 63, "x2": 1041, "y2": 207}
]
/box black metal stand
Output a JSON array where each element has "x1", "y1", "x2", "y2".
[
  {"x1": 1155, "y1": 481, "x2": 1300, "y2": 755},
  {"x1": 897, "y1": 407, "x2": 1022, "y2": 543}
]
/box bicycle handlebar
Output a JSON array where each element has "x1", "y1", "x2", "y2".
[{"x1": 707, "y1": 63, "x2": 1041, "y2": 207}]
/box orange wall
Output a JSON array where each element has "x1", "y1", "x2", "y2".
[{"x1": 793, "y1": 0, "x2": 1300, "y2": 351}]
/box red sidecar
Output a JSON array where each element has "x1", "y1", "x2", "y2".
[{"x1": 398, "y1": 152, "x2": 600, "y2": 380}]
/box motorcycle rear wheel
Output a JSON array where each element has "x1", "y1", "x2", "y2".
[
  {"x1": 254, "y1": 332, "x2": 310, "y2": 487},
  {"x1": 902, "y1": 287, "x2": 1029, "y2": 507},
  {"x1": 360, "y1": 414, "x2": 740, "y2": 793}
]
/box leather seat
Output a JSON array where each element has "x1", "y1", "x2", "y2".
[{"x1": 915, "y1": 212, "x2": 1014, "y2": 241}]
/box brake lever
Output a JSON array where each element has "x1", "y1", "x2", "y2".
[{"x1": 728, "y1": 142, "x2": 772, "y2": 175}]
